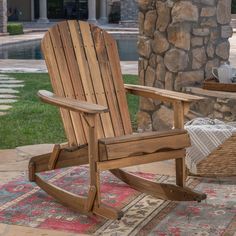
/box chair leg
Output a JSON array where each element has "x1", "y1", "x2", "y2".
[
  {"x1": 84, "y1": 114, "x2": 124, "y2": 219},
  {"x1": 175, "y1": 157, "x2": 186, "y2": 187},
  {"x1": 93, "y1": 203, "x2": 124, "y2": 220},
  {"x1": 91, "y1": 169, "x2": 123, "y2": 219}
]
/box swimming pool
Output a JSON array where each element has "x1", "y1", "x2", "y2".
[{"x1": 0, "y1": 39, "x2": 139, "y2": 61}]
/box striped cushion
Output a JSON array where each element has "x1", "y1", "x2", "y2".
[{"x1": 184, "y1": 118, "x2": 236, "y2": 174}]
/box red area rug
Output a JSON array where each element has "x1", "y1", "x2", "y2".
[{"x1": 0, "y1": 166, "x2": 235, "y2": 235}]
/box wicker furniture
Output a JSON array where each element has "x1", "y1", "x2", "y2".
[{"x1": 188, "y1": 134, "x2": 236, "y2": 177}]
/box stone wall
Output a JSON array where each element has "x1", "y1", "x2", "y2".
[
  {"x1": 120, "y1": 0, "x2": 138, "y2": 25},
  {"x1": 184, "y1": 87, "x2": 236, "y2": 122},
  {"x1": 137, "y1": 0, "x2": 233, "y2": 131},
  {"x1": 0, "y1": 0, "x2": 7, "y2": 33}
]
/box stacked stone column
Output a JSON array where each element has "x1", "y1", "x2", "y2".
[
  {"x1": 137, "y1": 0, "x2": 232, "y2": 131},
  {"x1": 0, "y1": 0, "x2": 7, "y2": 33}
]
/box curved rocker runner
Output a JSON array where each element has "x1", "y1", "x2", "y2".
[{"x1": 28, "y1": 20, "x2": 206, "y2": 219}]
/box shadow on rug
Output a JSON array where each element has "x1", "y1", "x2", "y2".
[{"x1": 0, "y1": 166, "x2": 235, "y2": 235}]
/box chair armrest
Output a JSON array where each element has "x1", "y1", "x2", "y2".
[
  {"x1": 124, "y1": 84, "x2": 204, "y2": 103},
  {"x1": 38, "y1": 90, "x2": 108, "y2": 114}
]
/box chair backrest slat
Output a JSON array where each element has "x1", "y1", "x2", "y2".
[
  {"x1": 42, "y1": 32, "x2": 78, "y2": 146},
  {"x1": 78, "y1": 21, "x2": 114, "y2": 138},
  {"x1": 103, "y1": 31, "x2": 132, "y2": 134},
  {"x1": 41, "y1": 20, "x2": 133, "y2": 146},
  {"x1": 90, "y1": 25, "x2": 125, "y2": 136},
  {"x1": 48, "y1": 24, "x2": 87, "y2": 145},
  {"x1": 57, "y1": 22, "x2": 88, "y2": 142},
  {"x1": 68, "y1": 20, "x2": 105, "y2": 139}
]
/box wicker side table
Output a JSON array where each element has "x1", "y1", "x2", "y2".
[{"x1": 184, "y1": 87, "x2": 236, "y2": 177}]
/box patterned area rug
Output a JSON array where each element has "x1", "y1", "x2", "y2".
[{"x1": 0, "y1": 166, "x2": 235, "y2": 235}]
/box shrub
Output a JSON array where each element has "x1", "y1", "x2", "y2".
[
  {"x1": 232, "y1": 0, "x2": 236, "y2": 14},
  {"x1": 7, "y1": 23, "x2": 24, "y2": 35}
]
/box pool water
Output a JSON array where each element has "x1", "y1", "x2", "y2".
[{"x1": 0, "y1": 39, "x2": 138, "y2": 61}]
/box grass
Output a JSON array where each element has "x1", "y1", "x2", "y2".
[{"x1": 0, "y1": 73, "x2": 139, "y2": 149}]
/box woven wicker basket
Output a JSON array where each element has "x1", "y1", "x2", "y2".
[{"x1": 188, "y1": 134, "x2": 236, "y2": 177}]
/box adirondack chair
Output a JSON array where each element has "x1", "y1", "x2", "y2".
[{"x1": 28, "y1": 20, "x2": 206, "y2": 219}]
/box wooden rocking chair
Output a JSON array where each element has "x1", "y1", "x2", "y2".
[{"x1": 28, "y1": 20, "x2": 206, "y2": 219}]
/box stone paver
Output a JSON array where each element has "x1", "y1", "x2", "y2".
[
  {"x1": 0, "y1": 88, "x2": 19, "y2": 94},
  {"x1": 0, "y1": 75, "x2": 23, "y2": 115},
  {"x1": 0, "y1": 76, "x2": 14, "y2": 79},
  {"x1": 0, "y1": 99, "x2": 17, "y2": 104},
  {"x1": 0, "y1": 94, "x2": 18, "y2": 98},
  {"x1": 0, "y1": 84, "x2": 24, "y2": 88},
  {"x1": 0, "y1": 111, "x2": 7, "y2": 116},
  {"x1": 0, "y1": 80, "x2": 24, "y2": 84},
  {"x1": 0, "y1": 105, "x2": 12, "y2": 110}
]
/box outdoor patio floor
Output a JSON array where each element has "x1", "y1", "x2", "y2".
[{"x1": 0, "y1": 25, "x2": 235, "y2": 235}]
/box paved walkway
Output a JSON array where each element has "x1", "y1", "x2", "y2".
[
  {"x1": 0, "y1": 59, "x2": 138, "y2": 74},
  {"x1": 0, "y1": 74, "x2": 24, "y2": 116}
]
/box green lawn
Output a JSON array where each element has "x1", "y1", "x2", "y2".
[{"x1": 0, "y1": 73, "x2": 139, "y2": 149}]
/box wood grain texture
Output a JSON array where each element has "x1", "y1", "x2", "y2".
[
  {"x1": 103, "y1": 31, "x2": 132, "y2": 134},
  {"x1": 38, "y1": 90, "x2": 108, "y2": 114},
  {"x1": 48, "y1": 144, "x2": 61, "y2": 170},
  {"x1": 99, "y1": 132, "x2": 190, "y2": 161},
  {"x1": 125, "y1": 84, "x2": 204, "y2": 103},
  {"x1": 173, "y1": 101, "x2": 186, "y2": 186},
  {"x1": 35, "y1": 175, "x2": 92, "y2": 213},
  {"x1": 111, "y1": 169, "x2": 206, "y2": 202},
  {"x1": 90, "y1": 25, "x2": 124, "y2": 137},
  {"x1": 29, "y1": 145, "x2": 89, "y2": 174},
  {"x1": 30, "y1": 20, "x2": 207, "y2": 219},
  {"x1": 41, "y1": 32, "x2": 77, "y2": 146},
  {"x1": 68, "y1": 20, "x2": 106, "y2": 139},
  {"x1": 79, "y1": 21, "x2": 114, "y2": 138},
  {"x1": 97, "y1": 150, "x2": 186, "y2": 171},
  {"x1": 48, "y1": 24, "x2": 86, "y2": 145},
  {"x1": 57, "y1": 21, "x2": 88, "y2": 143},
  {"x1": 203, "y1": 78, "x2": 236, "y2": 92}
]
